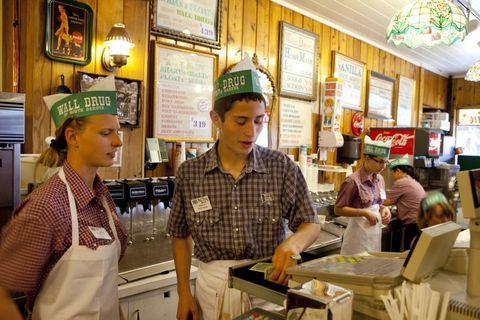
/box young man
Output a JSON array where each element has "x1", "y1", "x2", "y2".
[
  {"x1": 383, "y1": 155, "x2": 425, "y2": 250},
  {"x1": 167, "y1": 67, "x2": 320, "y2": 320},
  {"x1": 334, "y1": 136, "x2": 392, "y2": 255}
]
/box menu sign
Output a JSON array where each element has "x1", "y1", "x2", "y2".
[
  {"x1": 278, "y1": 97, "x2": 313, "y2": 148},
  {"x1": 154, "y1": 45, "x2": 215, "y2": 141},
  {"x1": 279, "y1": 22, "x2": 319, "y2": 101},
  {"x1": 370, "y1": 128, "x2": 415, "y2": 155},
  {"x1": 332, "y1": 52, "x2": 365, "y2": 111}
]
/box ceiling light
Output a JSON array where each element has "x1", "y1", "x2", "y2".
[
  {"x1": 386, "y1": 0, "x2": 468, "y2": 48},
  {"x1": 465, "y1": 60, "x2": 480, "y2": 81}
]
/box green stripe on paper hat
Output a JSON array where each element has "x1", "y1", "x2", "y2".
[
  {"x1": 214, "y1": 69, "x2": 263, "y2": 102},
  {"x1": 388, "y1": 154, "x2": 411, "y2": 169},
  {"x1": 421, "y1": 192, "x2": 448, "y2": 213},
  {"x1": 364, "y1": 135, "x2": 391, "y2": 158},
  {"x1": 43, "y1": 75, "x2": 117, "y2": 127}
]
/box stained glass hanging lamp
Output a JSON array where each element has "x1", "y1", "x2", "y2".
[
  {"x1": 386, "y1": 0, "x2": 468, "y2": 48},
  {"x1": 465, "y1": 60, "x2": 480, "y2": 81}
]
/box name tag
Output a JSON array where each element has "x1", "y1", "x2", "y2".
[
  {"x1": 380, "y1": 189, "x2": 386, "y2": 200},
  {"x1": 191, "y1": 196, "x2": 213, "y2": 213},
  {"x1": 88, "y1": 226, "x2": 112, "y2": 240}
]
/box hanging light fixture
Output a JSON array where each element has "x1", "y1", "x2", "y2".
[
  {"x1": 386, "y1": 0, "x2": 468, "y2": 48},
  {"x1": 465, "y1": 60, "x2": 480, "y2": 81}
]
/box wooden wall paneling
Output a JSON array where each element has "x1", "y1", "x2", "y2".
[
  {"x1": 24, "y1": 0, "x2": 53, "y2": 154},
  {"x1": 255, "y1": 0, "x2": 270, "y2": 64},
  {"x1": 267, "y1": 2, "x2": 281, "y2": 150},
  {"x1": 75, "y1": 0, "x2": 97, "y2": 78},
  {"x1": 292, "y1": 11, "x2": 302, "y2": 27},
  {"x1": 319, "y1": 24, "x2": 329, "y2": 80},
  {"x1": 2, "y1": 0, "x2": 15, "y2": 92},
  {"x1": 281, "y1": 7, "x2": 293, "y2": 23},
  {"x1": 338, "y1": 31, "x2": 347, "y2": 55},
  {"x1": 242, "y1": 0, "x2": 257, "y2": 57},
  {"x1": 215, "y1": 0, "x2": 229, "y2": 75},
  {"x1": 226, "y1": 0, "x2": 243, "y2": 70}
]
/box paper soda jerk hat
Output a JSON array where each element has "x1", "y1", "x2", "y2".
[
  {"x1": 363, "y1": 135, "x2": 391, "y2": 158},
  {"x1": 214, "y1": 69, "x2": 263, "y2": 102},
  {"x1": 421, "y1": 192, "x2": 448, "y2": 213},
  {"x1": 388, "y1": 154, "x2": 411, "y2": 169},
  {"x1": 43, "y1": 75, "x2": 117, "y2": 127}
]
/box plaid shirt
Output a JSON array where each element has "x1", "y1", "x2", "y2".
[
  {"x1": 167, "y1": 144, "x2": 318, "y2": 262},
  {"x1": 0, "y1": 162, "x2": 127, "y2": 313}
]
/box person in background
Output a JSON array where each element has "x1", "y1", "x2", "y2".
[
  {"x1": 167, "y1": 60, "x2": 320, "y2": 320},
  {"x1": 417, "y1": 191, "x2": 455, "y2": 229},
  {"x1": 383, "y1": 155, "x2": 426, "y2": 250},
  {"x1": 334, "y1": 136, "x2": 392, "y2": 255},
  {"x1": 0, "y1": 76, "x2": 127, "y2": 320}
]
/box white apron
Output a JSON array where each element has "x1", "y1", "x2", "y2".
[
  {"x1": 32, "y1": 168, "x2": 121, "y2": 320},
  {"x1": 340, "y1": 204, "x2": 382, "y2": 255},
  {"x1": 196, "y1": 260, "x2": 282, "y2": 320}
]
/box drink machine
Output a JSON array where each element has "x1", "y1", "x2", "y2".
[
  {"x1": 0, "y1": 93, "x2": 25, "y2": 231},
  {"x1": 369, "y1": 127, "x2": 443, "y2": 190}
]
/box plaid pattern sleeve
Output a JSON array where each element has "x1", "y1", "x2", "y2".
[{"x1": 167, "y1": 144, "x2": 318, "y2": 262}]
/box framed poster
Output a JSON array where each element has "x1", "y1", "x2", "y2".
[
  {"x1": 366, "y1": 71, "x2": 395, "y2": 120},
  {"x1": 154, "y1": 43, "x2": 217, "y2": 141},
  {"x1": 79, "y1": 72, "x2": 141, "y2": 127},
  {"x1": 278, "y1": 97, "x2": 313, "y2": 148},
  {"x1": 279, "y1": 21, "x2": 319, "y2": 101},
  {"x1": 45, "y1": 0, "x2": 93, "y2": 65},
  {"x1": 396, "y1": 76, "x2": 415, "y2": 126},
  {"x1": 153, "y1": 0, "x2": 223, "y2": 49},
  {"x1": 332, "y1": 52, "x2": 365, "y2": 111}
]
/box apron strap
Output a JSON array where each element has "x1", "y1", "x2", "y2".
[
  {"x1": 100, "y1": 196, "x2": 121, "y2": 256},
  {"x1": 59, "y1": 168, "x2": 80, "y2": 246}
]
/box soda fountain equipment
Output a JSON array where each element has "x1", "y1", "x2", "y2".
[
  {"x1": 138, "y1": 178, "x2": 170, "y2": 238},
  {"x1": 116, "y1": 179, "x2": 147, "y2": 243}
]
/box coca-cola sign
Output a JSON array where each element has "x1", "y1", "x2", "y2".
[
  {"x1": 351, "y1": 112, "x2": 364, "y2": 136},
  {"x1": 370, "y1": 128, "x2": 415, "y2": 154},
  {"x1": 428, "y1": 132, "x2": 441, "y2": 156}
]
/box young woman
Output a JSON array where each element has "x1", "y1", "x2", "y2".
[
  {"x1": 0, "y1": 76, "x2": 127, "y2": 319},
  {"x1": 334, "y1": 136, "x2": 392, "y2": 255}
]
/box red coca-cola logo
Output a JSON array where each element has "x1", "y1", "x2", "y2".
[
  {"x1": 351, "y1": 112, "x2": 364, "y2": 136},
  {"x1": 375, "y1": 133, "x2": 414, "y2": 147}
]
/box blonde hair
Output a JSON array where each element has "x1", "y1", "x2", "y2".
[{"x1": 36, "y1": 117, "x2": 89, "y2": 169}]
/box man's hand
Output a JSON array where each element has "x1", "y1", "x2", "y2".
[
  {"x1": 270, "y1": 241, "x2": 300, "y2": 286},
  {"x1": 177, "y1": 291, "x2": 200, "y2": 320},
  {"x1": 380, "y1": 206, "x2": 391, "y2": 225}
]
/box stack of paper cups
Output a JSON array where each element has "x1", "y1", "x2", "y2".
[
  {"x1": 298, "y1": 145, "x2": 307, "y2": 180},
  {"x1": 306, "y1": 155, "x2": 313, "y2": 190},
  {"x1": 173, "y1": 141, "x2": 186, "y2": 175},
  {"x1": 310, "y1": 153, "x2": 318, "y2": 192}
]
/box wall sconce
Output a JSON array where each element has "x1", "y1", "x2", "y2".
[{"x1": 102, "y1": 23, "x2": 135, "y2": 72}]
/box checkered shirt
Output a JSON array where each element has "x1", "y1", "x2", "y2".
[
  {"x1": 0, "y1": 162, "x2": 127, "y2": 313},
  {"x1": 167, "y1": 144, "x2": 318, "y2": 262}
]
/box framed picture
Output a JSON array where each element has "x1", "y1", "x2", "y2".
[
  {"x1": 152, "y1": 0, "x2": 223, "y2": 49},
  {"x1": 45, "y1": 0, "x2": 93, "y2": 65},
  {"x1": 79, "y1": 72, "x2": 141, "y2": 127},
  {"x1": 154, "y1": 43, "x2": 217, "y2": 141},
  {"x1": 332, "y1": 52, "x2": 366, "y2": 111},
  {"x1": 366, "y1": 71, "x2": 395, "y2": 120},
  {"x1": 279, "y1": 21, "x2": 319, "y2": 101},
  {"x1": 396, "y1": 75, "x2": 415, "y2": 127}
]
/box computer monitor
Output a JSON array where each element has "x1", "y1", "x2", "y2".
[{"x1": 457, "y1": 169, "x2": 480, "y2": 219}]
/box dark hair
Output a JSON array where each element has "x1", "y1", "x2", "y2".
[
  {"x1": 214, "y1": 92, "x2": 266, "y2": 120},
  {"x1": 392, "y1": 164, "x2": 419, "y2": 181},
  {"x1": 417, "y1": 197, "x2": 455, "y2": 229}
]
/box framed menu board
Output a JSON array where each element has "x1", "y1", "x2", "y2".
[
  {"x1": 152, "y1": 0, "x2": 223, "y2": 49},
  {"x1": 154, "y1": 43, "x2": 217, "y2": 141},
  {"x1": 279, "y1": 21, "x2": 319, "y2": 101},
  {"x1": 396, "y1": 75, "x2": 415, "y2": 126},
  {"x1": 332, "y1": 52, "x2": 365, "y2": 111},
  {"x1": 366, "y1": 71, "x2": 395, "y2": 120}
]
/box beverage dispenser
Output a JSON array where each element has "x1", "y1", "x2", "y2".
[{"x1": 0, "y1": 93, "x2": 25, "y2": 230}]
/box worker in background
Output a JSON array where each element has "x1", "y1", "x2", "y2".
[
  {"x1": 334, "y1": 136, "x2": 392, "y2": 255},
  {"x1": 167, "y1": 59, "x2": 320, "y2": 320},
  {"x1": 417, "y1": 191, "x2": 455, "y2": 229},
  {"x1": 383, "y1": 154, "x2": 426, "y2": 250}
]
